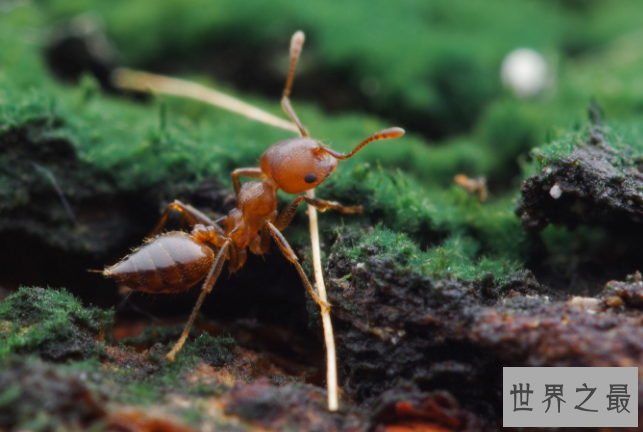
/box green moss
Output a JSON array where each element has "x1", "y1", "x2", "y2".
[
  {"x1": 0, "y1": 4, "x2": 480, "y2": 198},
  {"x1": 331, "y1": 225, "x2": 521, "y2": 287},
  {"x1": 3, "y1": 2, "x2": 643, "y2": 428},
  {"x1": 0, "y1": 3, "x2": 531, "y2": 269},
  {"x1": 118, "y1": 324, "x2": 198, "y2": 349},
  {"x1": 181, "y1": 332, "x2": 235, "y2": 368},
  {"x1": 2, "y1": 0, "x2": 643, "y2": 199},
  {"x1": 320, "y1": 162, "x2": 527, "y2": 265},
  {"x1": 106, "y1": 333, "x2": 235, "y2": 405},
  {"x1": 44, "y1": 0, "x2": 590, "y2": 137},
  {"x1": 528, "y1": 119, "x2": 643, "y2": 172},
  {"x1": 0, "y1": 287, "x2": 112, "y2": 361}
]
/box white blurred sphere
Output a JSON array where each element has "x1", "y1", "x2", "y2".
[{"x1": 500, "y1": 48, "x2": 548, "y2": 98}]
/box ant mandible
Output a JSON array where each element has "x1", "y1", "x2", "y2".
[{"x1": 99, "y1": 31, "x2": 404, "y2": 361}]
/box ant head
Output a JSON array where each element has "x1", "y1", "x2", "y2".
[
  {"x1": 265, "y1": 30, "x2": 405, "y2": 195},
  {"x1": 260, "y1": 137, "x2": 338, "y2": 194}
]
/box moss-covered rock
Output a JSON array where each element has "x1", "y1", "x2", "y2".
[
  {"x1": 517, "y1": 116, "x2": 643, "y2": 232},
  {"x1": 0, "y1": 287, "x2": 112, "y2": 361},
  {"x1": 326, "y1": 226, "x2": 643, "y2": 427},
  {"x1": 515, "y1": 115, "x2": 643, "y2": 294}
]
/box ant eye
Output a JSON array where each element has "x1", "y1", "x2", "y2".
[{"x1": 304, "y1": 173, "x2": 317, "y2": 183}]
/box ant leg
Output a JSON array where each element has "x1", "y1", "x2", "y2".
[
  {"x1": 282, "y1": 31, "x2": 309, "y2": 137},
  {"x1": 231, "y1": 168, "x2": 266, "y2": 196},
  {"x1": 250, "y1": 226, "x2": 272, "y2": 255},
  {"x1": 266, "y1": 221, "x2": 330, "y2": 311},
  {"x1": 149, "y1": 200, "x2": 220, "y2": 238},
  {"x1": 275, "y1": 195, "x2": 362, "y2": 231},
  {"x1": 166, "y1": 239, "x2": 231, "y2": 361},
  {"x1": 321, "y1": 127, "x2": 405, "y2": 160},
  {"x1": 281, "y1": 98, "x2": 309, "y2": 138}
]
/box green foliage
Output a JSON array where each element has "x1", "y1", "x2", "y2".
[{"x1": 0, "y1": 287, "x2": 113, "y2": 361}]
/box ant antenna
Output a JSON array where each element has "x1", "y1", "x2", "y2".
[
  {"x1": 284, "y1": 31, "x2": 304, "y2": 99},
  {"x1": 281, "y1": 31, "x2": 309, "y2": 137},
  {"x1": 322, "y1": 127, "x2": 405, "y2": 160}
]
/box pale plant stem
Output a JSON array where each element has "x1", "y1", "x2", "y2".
[
  {"x1": 112, "y1": 68, "x2": 300, "y2": 134},
  {"x1": 307, "y1": 188, "x2": 339, "y2": 411}
]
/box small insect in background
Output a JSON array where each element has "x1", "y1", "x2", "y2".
[{"x1": 98, "y1": 31, "x2": 404, "y2": 361}]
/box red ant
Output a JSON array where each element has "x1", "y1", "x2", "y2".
[{"x1": 99, "y1": 31, "x2": 404, "y2": 360}]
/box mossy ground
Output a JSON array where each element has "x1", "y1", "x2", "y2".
[
  {"x1": 0, "y1": 288, "x2": 364, "y2": 431},
  {"x1": 2, "y1": 0, "x2": 643, "y2": 430},
  {"x1": 0, "y1": 287, "x2": 112, "y2": 361}
]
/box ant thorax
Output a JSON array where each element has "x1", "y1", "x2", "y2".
[{"x1": 224, "y1": 179, "x2": 278, "y2": 249}]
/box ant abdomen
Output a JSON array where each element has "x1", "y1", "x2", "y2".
[{"x1": 104, "y1": 232, "x2": 214, "y2": 294}]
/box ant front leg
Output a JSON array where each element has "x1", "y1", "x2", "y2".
[
  {"x1": 166, "y1": 238, "x2": 231, "y2": 361},
  {"x1": 231, "y1": 168, "x2": 266, "y2": 196},
  {"x1": 266, "y1": 221, "x2": 330, "y2": 312},
  {"x1": 275, "y1": 195, "x2": 362, "y2": 231},
  {"x1": 149, "y1": 200, "x2": 222, "y2": 238},
  {"x1": 281, "y1": 31, "x2": 309, "y2": 138}
]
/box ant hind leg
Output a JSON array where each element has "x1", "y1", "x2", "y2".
[
  {"x1": 166, "y1": 239, "x2": 231, "y2": 361},
  {"x1": 149, "y1": 200, "x2": 219, "y2": 238}
]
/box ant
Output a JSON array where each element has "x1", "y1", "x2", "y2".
[{"x1": 99, "y1": 31, "x2": 404, "y2": 361}]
